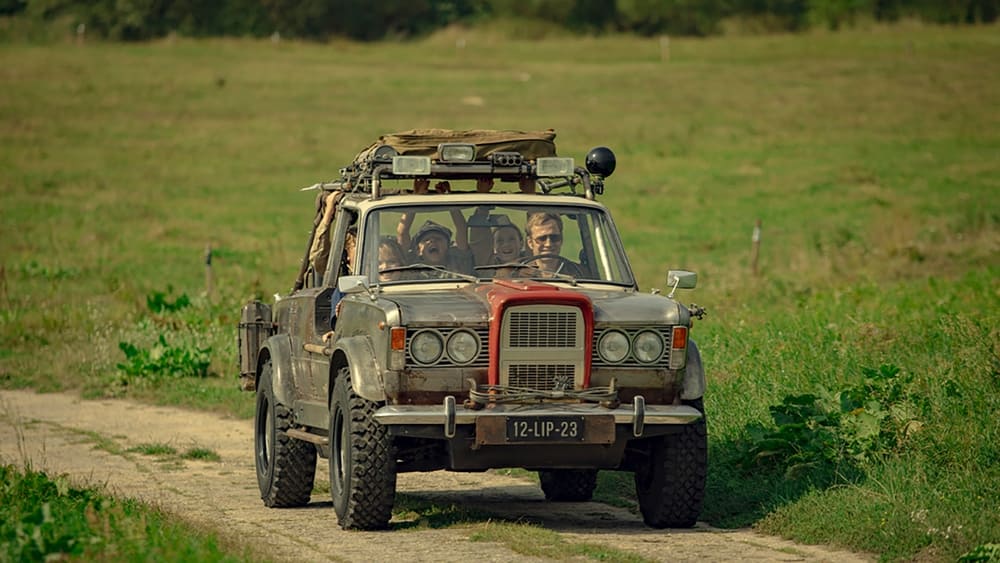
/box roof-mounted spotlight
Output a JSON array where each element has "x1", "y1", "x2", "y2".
[
  {"x1": 536, "y1": 157, "x2": 575, "y2": 177},
  {"x1": 438, "y1": 143, "x2": 476, "y2": 162},
  {"x1": 585, "y1": 146, "x2": 616, "y2": 177},
  {"x1": 392, "y1": 155, "x2": 431, "y2": 175}
]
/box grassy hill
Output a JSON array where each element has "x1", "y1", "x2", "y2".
[{"x1": 1, "y1": 23, "x2": 998, "y2": 560}]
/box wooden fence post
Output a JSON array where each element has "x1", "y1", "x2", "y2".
[
  {"x1": 205, "y1": 243, "x2": 213, "y2": 298},
  {"x1": 751, "y1": 219, "x2": 762, "y2": 276}
]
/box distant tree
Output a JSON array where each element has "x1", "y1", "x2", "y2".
[
  {"x1": 728, "y1": 0, "x2": 811, "y2": 31},
  {"x1": 0, "y1": 0, "x2": 26, "y2": 16},
  {"x1": 568, "y1": 0, "x2": 617, "y2": 33},
  {"x1": 617, "y1": 0, "x2": 727, "y2": 36},
  {"x1": 808, "y1": 0, "x2": 873, "y2": 30},
  {"x1": 9, "y1": 0, "x2": 996, "y2": 41}
]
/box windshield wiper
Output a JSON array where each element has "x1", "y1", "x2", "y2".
[
  {"x1": 473, "y1": 262, "x2": 578, "y2": 285},
  {"x1": 381, "y1": 263, "x2": 479, "y2": 283}
]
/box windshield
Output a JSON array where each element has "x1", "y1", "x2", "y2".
[{"x1": 358, "y1": 202, "x2": 634, "y2": 286}]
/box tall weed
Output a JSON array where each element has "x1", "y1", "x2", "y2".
[{"x1": 739, "y1": 364, "x2": 926, "y2": 477}]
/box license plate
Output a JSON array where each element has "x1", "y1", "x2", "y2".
[{"x1": 505, "y1": 416, "x2": 585, "y2": 442}]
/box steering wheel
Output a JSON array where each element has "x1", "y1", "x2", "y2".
[{"x1": 517, "y1": 253, "x2": 573, "y2": 273}]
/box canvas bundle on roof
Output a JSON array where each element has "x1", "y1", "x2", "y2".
[{"x1": 353, "y1": 129, "x2": 558, "y2": 164}]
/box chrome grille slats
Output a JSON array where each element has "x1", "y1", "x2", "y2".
[
  {"x1": 508, "y1": 364, "x2": 575, "y2": 389},
  {"x1": 592, "y1": 326, "x2": 674, "y2": 367},
  {"x1": 500, "y1": 305, "x2": 585, "y2": 391},
  {"x1": 507, "y1": 310, "x2": 578, "y2": 348}
]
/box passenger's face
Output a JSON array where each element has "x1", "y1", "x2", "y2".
[
  {"x1": 416, "y1": 232, "x2": 448, "y2": 265},
  {"x1": 493, "y1": 227, "x2": 522, "y2": 262},
  {"x1": 378, "y1": 246, "x2": 404, "y2": 281},
  {"x1": 344, "y1": 234, "x2": 357, "y2": 267},
  {"x1": 527, "y1": 220, "x2": 562, "y2": 257}
]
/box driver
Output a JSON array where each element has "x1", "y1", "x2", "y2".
[{"x1": 524, "y1": 212, "x2": 585, "y2": 277}]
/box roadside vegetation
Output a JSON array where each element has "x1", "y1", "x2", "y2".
[
  {"x1": 1, "y1": 22, "x2": 997, "y2": 561},
  {"x1": 2, "y1": 0, "x2": 994, "y2": 43},
  {"x1": 0, "y1": 464, "x2": 257, "y2": 562}
]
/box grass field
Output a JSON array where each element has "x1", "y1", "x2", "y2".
[{"x1": 1, "y1": 22, "x2": 998, "y2": 561}]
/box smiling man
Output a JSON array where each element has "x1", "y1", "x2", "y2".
[
  {"x1": 403, "y1": 219, "x2": 474, "y2": 277},
  {"x1": 524, "y1": 212, "x2": 585, "y2": 277}
]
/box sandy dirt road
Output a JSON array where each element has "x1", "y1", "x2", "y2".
[{"x1": 0, "y1": 389, "x2": 872, "y2": 562}]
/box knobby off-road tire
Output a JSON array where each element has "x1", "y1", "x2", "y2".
[
  {"x1": 634, "y1": 398, "x2": 707, "y2": 528},
  {"x1": 538, "y1": 469, "x2": 598, "y2": 502},
  {"x1": 329, "y1": 367, "x2": 397, "y2": 530},
  {"x1": 254, "y1": 359, "x2": 317, "y2": 507}
]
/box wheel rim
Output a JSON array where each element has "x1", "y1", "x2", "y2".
[
  {"x1": 264, "y1": 399, "x2": 273, "y2": 470},
  {"x1": 332, "y1": 405, "x2": 347, "y2": 489},
  {"x1": 256, "y1": 394, "x2": 271, "y2": 474}
]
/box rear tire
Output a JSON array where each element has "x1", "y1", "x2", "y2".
[
  {"x1": 634, "y1": 398, "x2": 707, "y2": 528},
  {"x1": 254, "y1": 359, "x2": 317, "y2": 507},
  {"x1": 329, "y1": 367, "x2": 397, "y2": 530},
  {"x1": 538, "y1": 469, "x2": 598, "y2": 502}
]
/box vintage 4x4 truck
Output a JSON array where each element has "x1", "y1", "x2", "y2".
[{"x1": 238, "y1": 129, "x2": 708, "y2": 531}]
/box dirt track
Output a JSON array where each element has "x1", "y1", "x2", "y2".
[{"x1": 0, "y1": 389, "x2": 872, "y2": 562}]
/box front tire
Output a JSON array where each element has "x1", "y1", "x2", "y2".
[
  {"x1": 538, "y1": 469, "x2": 598, "y2": 502},
  {"x1": 329, "y1": 367, "x2": 397, "y2": 530},
  {"x1": 254, "y1": 359, "x2": 317, "y2": 507},
  {"x1": 634, "y1": 398, "x2": 707, "y2": 528}
]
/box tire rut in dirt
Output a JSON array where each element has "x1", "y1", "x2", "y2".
[
  {"x1": 255, "y1": 360, "x2": 317, "y2": 507},
  {"x1": 330, "y1": 368, "x2": 397, "y2": 530},
  {"x1": 635, "y1": 398, "x2": 707, "y2": 528},
  {"x1": 539, "y1": 468, "x2": 598, "y2": 502}
]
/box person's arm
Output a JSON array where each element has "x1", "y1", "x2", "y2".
[
  {"x1": 397, "y1": 179, "x2": 429, "y2": 248},
  {"x1": 309, "y1": 190, "x2": 340, "y2": 274},
  {"x1": 397, "y1": 212, "x2": 414, "y2": 249},
  {"x1": 429, "y1": 181, "x2": 469, "y2": 251},
  {"x1": 467, "y1": 206, "x2": 492, "y2": 264},
  {"x1": 450, "y1": 208, "x2": 469, "y2": 250}
]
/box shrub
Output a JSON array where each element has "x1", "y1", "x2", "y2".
[
  {"x1": 117, "y1": 334, "x2": 211, "y2": 379},
  {"x1": 740, "y1": 364, "x2": 926, "y2": 477},
  {"x1": 146, "y1": 287, "x2": 191, "y2": 314}
]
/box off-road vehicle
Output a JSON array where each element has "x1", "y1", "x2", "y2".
[{"x1": 238, "y1": 129, "x2": 708, "y2": 530}]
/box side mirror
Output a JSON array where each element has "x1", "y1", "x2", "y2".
[
  {"x1": 338, "y1": 275, "x2": 370, "y2": 295},
  {"x1": 666, "y1": 270, "x2": 697, "y2": 290}
]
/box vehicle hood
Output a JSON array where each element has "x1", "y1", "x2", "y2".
[{"x1": 384, "y1": 283, "x2": 686, "y2": 326}]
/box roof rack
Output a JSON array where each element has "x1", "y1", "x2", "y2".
[{"x1": 307, "y1": 129, "x2": 616, "y2": 201}]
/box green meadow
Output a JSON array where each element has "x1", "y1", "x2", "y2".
[{"x1": 1, "y1": 22, "x2": 998, "y2": 561}]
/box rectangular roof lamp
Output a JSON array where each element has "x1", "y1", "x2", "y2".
[
  {"x1": 535, "y1": 157, "x2": 575, "y2": 177},
  {"x1": 438, "y1": 143, "x2": 476, "y2": 162},
  {"x1": 392, "y1": 156, "x2": 431, "y2": 175}
]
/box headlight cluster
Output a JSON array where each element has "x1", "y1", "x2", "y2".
[
  {"x1": 596, "y1": 328, "x2": 667, "y2": 364},
  {"x1": 409, "y1": 329, "x2": 481, "y2": 366}
]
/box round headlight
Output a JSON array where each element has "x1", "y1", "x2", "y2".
[
  {"x1": 410, "y1": 330, "x2": 443, "y2": 365},
  {"x1": 446, "y1": 330, "x2": 480, "y2": 365},
  {"x1": 598, "y1": 330, "x2": 629, "y2": 363},
  {"x1": 633, "y1": 330, "x2": 665, "y2": 363}
]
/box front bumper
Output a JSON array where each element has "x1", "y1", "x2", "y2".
[{"x1": 374, "y1": 396, "x2": 702, "y2": 440}]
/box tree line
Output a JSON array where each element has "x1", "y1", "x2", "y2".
[{"x1": 3, "y1": 0, "x2": 997, "y2": 41}]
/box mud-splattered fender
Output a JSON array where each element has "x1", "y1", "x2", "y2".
[
  {"x1": 259, "y1": 334, "x2": 295, "y2": 407},
  {"x1": 680, "y1": 339, "x2": 706, "y2": 401},
  {"x1": 330, "y1": 336, "x2": 384, "y2": 403}
]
